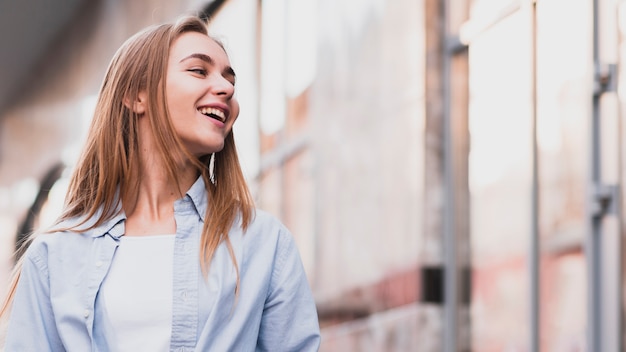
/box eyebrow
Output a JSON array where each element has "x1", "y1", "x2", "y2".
[{"x1": 180, "y1": 53, "x2": 236, "y2": 78}]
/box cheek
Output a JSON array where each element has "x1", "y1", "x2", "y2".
[
  {"x1": 165, "y1": 89, "x2": 190, "y2": 122},
  {"x1": 164, "y1": 76, "x2": 188, "y2": 109},
  {"x1": 230, "y1": 99, "x2": 240, "y2": 124}
]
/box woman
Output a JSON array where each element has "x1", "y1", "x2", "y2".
[{"x1": 1, "y1": 15, "x2": 320, "y2": 351}]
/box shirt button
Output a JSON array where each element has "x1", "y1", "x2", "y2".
[
  {"x1": 181, "y1": 290, "x2": 188, "y2": 300},
  {"x1": 83, "y1": 309, "x2": 90, "y2": 318},
  {"x1": 95, "y1": 261, "x2": 103, "y2": 267}
]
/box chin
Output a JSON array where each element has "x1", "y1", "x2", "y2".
[{"x1": 194, "y1": 144, "x2": 225, "y2": 157}]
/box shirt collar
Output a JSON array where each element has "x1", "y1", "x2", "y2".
[
  {"x1": 53, "y1": 205, "x2": 125, "y2": 239},
  {"x1": 57, "y1": 176, "x2": 209, "y2": 238},
  {"x1": 184, "y1": 175, "x2": 208, "y2": 223}
]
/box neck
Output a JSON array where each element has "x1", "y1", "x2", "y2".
[
  {"x1": 124, "y1": 156, "x2": 198, "y2": 236},
  {"x1": 124, "y1": 118, "x2": 200, "y2": 236}
]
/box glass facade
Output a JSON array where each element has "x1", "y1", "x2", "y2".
[
  {"x1": 536, "y1": 0, "x2": 591, "y2": 349},
  {"x1": 468, "y1": 10, "x2": 533, "y2": 351},
  {"x1": 466, "y1": 0, "x2": 620, "y2": 350}
]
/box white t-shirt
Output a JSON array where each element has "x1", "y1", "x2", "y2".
[{"x1": 100, "y1": 234, "x2": 175, "y2": 351}]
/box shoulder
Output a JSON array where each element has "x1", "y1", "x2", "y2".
[
  {"x1": 243, "y1": 209, "x2": 294, "y2": 245},
  {"x1": 235, "y1": 209, "x2": 298, "y2": 259},
  {"x1": 247, "y1": 209, "x2": 288, "y2": 233},
  {"x1": 24, "y1": 210, "x2": 124, "y2": 257},
  {"x1": 22, "y1": 226, "x2": 93, "y2": 264}
]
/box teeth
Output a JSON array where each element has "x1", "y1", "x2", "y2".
[{"x1": 198, "y1": 107, "x2": 226, "y2": 121}]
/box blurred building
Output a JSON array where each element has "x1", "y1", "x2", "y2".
[{"x1": 1, "y1": 0, "x2": 626, "y2": 351}]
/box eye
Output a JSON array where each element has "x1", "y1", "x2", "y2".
[{"x1": 188, "y1": 68, "x2": 207, "y2": 76}]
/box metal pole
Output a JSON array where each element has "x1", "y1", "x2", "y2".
[
  {"x1": 529, "y1": 1, "x2": 539, "y2": 351},
  {"x1": 589, "y1": 0, "x2": 602, "y2": 350},
  {"x1": 443, "y1": 0, "x2": 470, "y2": 350},
  {"x1": 441, "y1": 0, "x2": 472, "y2": 348}
]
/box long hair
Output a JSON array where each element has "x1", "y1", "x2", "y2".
[{"x1": 1, "y1": 16, "x2": 254, "y2": 319}]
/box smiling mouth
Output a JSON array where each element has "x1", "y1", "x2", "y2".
[{"x1": 198, "y1": 107, "x2": 226, "y2": 122}]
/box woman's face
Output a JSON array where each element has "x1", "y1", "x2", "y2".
[{"x1": 165, "y1": 31, "x2": 239, "y2": 157}]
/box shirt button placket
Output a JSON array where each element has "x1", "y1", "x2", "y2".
[{"x1": 172, "y1": 198, "x2": 199, "y2": 349}]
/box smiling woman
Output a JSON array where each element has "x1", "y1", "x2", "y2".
[
  {"x1": 0, "y1": 15, "x2": 320, "y2": 352},
  {"x1": 165, "y1": 32, "x2": 239, "y2": 157}
]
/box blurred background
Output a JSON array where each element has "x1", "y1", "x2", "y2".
[{"x1": 1, "y1": 0, "x2": 626, "y2": 350}]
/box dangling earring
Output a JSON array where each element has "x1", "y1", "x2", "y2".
[{"x1": 209, "y1": 153, "x2": 216, "y2": 184}]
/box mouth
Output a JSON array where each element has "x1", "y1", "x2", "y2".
[{"x1": 198, "y1": 106, "x2": 227, "y2": 123}]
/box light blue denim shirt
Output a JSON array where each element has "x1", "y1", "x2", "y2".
[{"x1": 5, "y1": 177, "x2": 321, "y2": 351}]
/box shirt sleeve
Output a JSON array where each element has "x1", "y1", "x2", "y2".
[
  {"x1": 256, "y1": 228, "x2": 321, "y2": 352},
  {"x1": 4, "y1": 242, "x2": 64, "y2": 352}
]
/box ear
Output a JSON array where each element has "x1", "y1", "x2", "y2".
[{"x1": 123, "y1": 91, "x2": 148, "y2": 114}]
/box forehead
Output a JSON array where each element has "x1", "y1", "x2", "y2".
[{"x1": 168, "y1": 31, "x2": 230, "y2": 65}]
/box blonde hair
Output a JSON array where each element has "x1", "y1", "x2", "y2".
[{"x1": 1, "y1": 15, "x2": 254, "y2": 318}]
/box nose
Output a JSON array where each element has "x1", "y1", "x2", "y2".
[{"x1": 210, "y1": 74, "x2": 235, "y2": 98}]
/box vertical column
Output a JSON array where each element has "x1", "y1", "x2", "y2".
[
  {"x1": 529, "y1": 0, "x2": 539, "y2": 351},
  {"x1": 422, "y1": 1, "x2": 447, "y2": 350},
  {"x1": 424, "y1": 0, "x2": 470, "y2": 350},
  {"x1": 444, "y1": 0, "x2": 470, "y2": 351},
  {"x1": 423, "y1": 0, "x2": 445, "y2": 267},
  {"x1": 589, "y1": 0, "x2": 622, "y2": 351}
]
